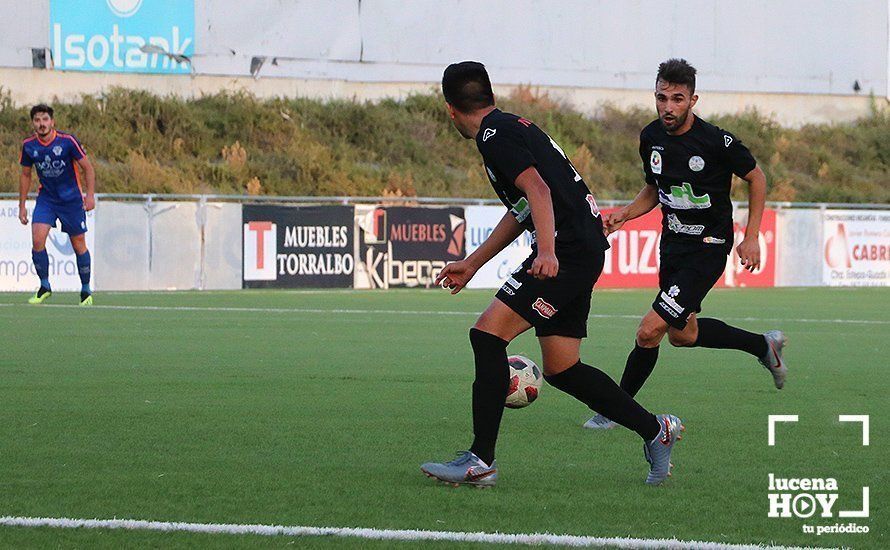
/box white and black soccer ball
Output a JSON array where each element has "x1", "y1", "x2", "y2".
[{"x1": 505, "y1": 355, "x2": 543, "y2": 409}]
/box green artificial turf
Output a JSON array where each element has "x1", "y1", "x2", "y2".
[{"x1": 0, "y1": 288, "x2": 885, "y2": 549}]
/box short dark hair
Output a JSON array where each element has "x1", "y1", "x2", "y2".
[
  {"x1": 30, "y1": 104, "x2": 54, "y2": 119},
  {"x1": 656, "y1": 58, "x2": 696, "y2": 94},
  {"x1": 442, "y1": 61, "x2": 495, "y2": 113}
]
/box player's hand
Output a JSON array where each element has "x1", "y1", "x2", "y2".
[
  {"x1": 602, "y1": 209, "x2": 628, "y2": 235},
  {"x1": 737, "y1": 237, "x2": 761, "y2": 272},
  {"x1": 527, "y1": 251, "x2": 558, "y2": 279},
  {"x1": 18, "y1": 204, "x2": 28, "y2": 225},
  {"x1": 435, "y1": 260, "x2": 477, "y2": 295},
  {"x1": 83, "y1": 194, "x2": 96, "y2": 212}
]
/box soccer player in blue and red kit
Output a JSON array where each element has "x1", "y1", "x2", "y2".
[{"x1": 18, "y1": 104, "x2": 96, "y2": 305}]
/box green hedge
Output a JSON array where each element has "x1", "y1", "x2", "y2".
[{"x1": 1, "y1": 87, "x2": 887, "y2": 202}]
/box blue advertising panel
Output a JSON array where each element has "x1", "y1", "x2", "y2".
[{"x1": 50, "y1": 0, "x2": 195, "y2": 74}]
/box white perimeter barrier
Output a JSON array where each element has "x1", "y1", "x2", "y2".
[{"x1": 1, "y1": 197, "x2": 887, "y2": 291}]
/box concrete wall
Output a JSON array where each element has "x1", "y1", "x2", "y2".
[{"x1": 0, "y1": 1, "x2": 886, "y2": 126}]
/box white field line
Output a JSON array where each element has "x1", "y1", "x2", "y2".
[
  {"x1": 2, "y1": 302, "x2": 888, "y2": 325},
  {"x1": 0, "y1": 515, "x2": 836, "y2": 550}
]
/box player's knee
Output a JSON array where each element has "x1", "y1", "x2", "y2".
[
  {"x1": 668, "y1": 329, "x2": 697, "y2": 347},
  {"x1": 70, "y1": 239, "x2": 88, "y2": 255},
  {"x1": 636, "y1": 324, "x2": 664, "y2": 347},
  {"x1": 541, "y1": 356, "x2": 578, "y2": 376}
]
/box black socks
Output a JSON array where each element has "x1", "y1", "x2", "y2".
[
  {"x1": 468, "y1": 328, "x2": 509, "y2": 466},
  {"x1": 694, "y1": 318, "x2": 768, "y2": 358},
  {"x1": 546, "y1": 361, "x2": 660, "y2": 441},
  {"x1": 619, "y1": 344, "x2": 659, "y2": 397}
]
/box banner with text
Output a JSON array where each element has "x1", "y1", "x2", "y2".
[
  {"x1": 50, "y1": 0, "x2": 195, "y2": 74},
  {"x1": 0, "y1": 200, "x2": 96, "y2": 291},
  {"x1": 822, "y1": 210, "x2": 890, "y2": 286},
  {"x1": 242, "y1": 205, "x2": 354, "y2": 288},
  {"x1": 354, "y1": 206, "x2": 466, "y2": 289},
  {"x1": 596, "y1": 207, "x2": 777, "y2": 289},
  {"x1": 464, "y1": 206, "x2": 534, "y2": 289}
]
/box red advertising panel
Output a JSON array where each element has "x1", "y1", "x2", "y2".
[
  {"x1": 598, "y1": 208, "x2": 662, "y2": 288},
  {"x1": 719, "y1": 209, "x2": 776, "y2": 288},
  {"x1": 596, "y1": 208, "x2": 777, "y2": 289}
]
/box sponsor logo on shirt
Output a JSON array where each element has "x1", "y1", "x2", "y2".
[
  {"x1": 659, "y1": 291, "x2": 685, "y2": 316},
  {"x1": 510, "y1": 197, "x2": 531, "y2": 223},
  {"x1": 35, "y1": 155, "x2": 67, "y2": 178},
  {"x1": 482, "y1": 128, "x2": 497, "y2": 142},
  {"x1": 724, "y1": 135, "x2": 734, "y2": 147},
  {"x1": 659, "y1": 182, "x2": 712, "y2": 210},
  {"x1": 650, "y1": 150, "x2": 662, "y2": 175},
  {"x1": 667, "y1": 213, "x2": 705, "y2": 235},
  {"x1": 688, "y1": 155, "x2": 705, "y2": 172},
  {"x1": 532, "y1": 297, "x2": 558, "y2": 319},
  {"x1": 703, "y1": 236, "x2": 727, "y2": 244}
]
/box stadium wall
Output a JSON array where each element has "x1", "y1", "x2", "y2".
[
  {"x1": 3, "y1": 198, "x2": 888, "y2": 291},
  {"x1": 0, "y1": 0, "x2": 887, "y2": 126}
]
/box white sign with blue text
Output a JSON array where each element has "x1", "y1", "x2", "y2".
[{"x1": 465, "y1": 206, "x2": 534, "y2": 289}]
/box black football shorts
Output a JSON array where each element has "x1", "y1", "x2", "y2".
[
  {"x1": 495, "y1": 244, "x2": 605, "y2": 339},
  {"x1": 653, "y1": 247, "x2": 728, "y2": 329}
]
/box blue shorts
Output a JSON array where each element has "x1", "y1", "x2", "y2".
[{"x1": 33, "y1": 200, "x2": 87, "y2": 236}]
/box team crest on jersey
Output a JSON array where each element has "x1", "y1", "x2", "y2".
[
  {"x1": 52, "y1": 145, "x2": 63, "y2": 156},
  {"x1": 688, "y1": 156, "x2": 705, "y2": 172},
  {"x1": 482, "y1": 128, "x2": 497, "y2": 142},
  {"x1": 532, "y1": 298, "x2": 557, "y2": 319},
  {"x1": 650, "y1": 150, "x2": 662, "y2": 174}
]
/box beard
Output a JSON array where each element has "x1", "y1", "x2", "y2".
[{"x1": 660, "y1": 110, "x2": 689, "y2": 132}]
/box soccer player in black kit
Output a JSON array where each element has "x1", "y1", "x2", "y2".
[
  {"x1": 584, "y1": 59, "x2": 788, "y2": 431},
  {"x1": 420, "y1": 61, "x2": 683, "y2": 487}
]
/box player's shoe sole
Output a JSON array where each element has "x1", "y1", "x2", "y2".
[
  {"x1": 27, "y1": 290, "x2": 52, "y2": 304},
  {"x1": 80, "y1": 295, "x2": 93, "y2": 306},
  {"x1": 759, "y1": 330, "x2": 788, "y2": 389},
  {"x1": 643, "y1": 414, "x2": 684, "y2": 485},
  {"x1": 583, "y1": 414, "x2": 618, "y2": 430}
]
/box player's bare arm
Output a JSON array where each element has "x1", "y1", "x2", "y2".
[
  {"x1": 604, "y1": 184, "x2": 659, "y2": 234},
  {"x1": 514, "y1": 166, "x2": 557, "y2": 279},
  {"x1": 737, "y1": 165, "x2": 767, "y2": 272},
  {"x1": 436, "y1": 212, "x2": 523, "y2": 294},
  {"x1": 75, "y1": 155, "x2": 96, "y2": 212},
  {"x1": 18, "y1": 165, "x2": 31, "y2": 225}
]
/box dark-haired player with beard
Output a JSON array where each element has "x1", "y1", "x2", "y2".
[
  {"x1": 19, "y1": 104, "x2": 95, "y2": 305},
  {"x1": 584, "y1": 59, "x2": 787, "y2": 431},
  {"x1": 420, "y1": 61, "x2": 683, "y2": 487}
]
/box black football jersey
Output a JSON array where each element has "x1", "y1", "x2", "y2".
[
  {"x1": 476, "y1": 109, "x2": 608, "y2": 252},
  {"x1": 639, "y1": 116, "x2": 757, "y2": 253}
]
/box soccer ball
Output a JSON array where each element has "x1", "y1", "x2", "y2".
[{"x1": 505, "y1": 355, "x2": 543, "y2": 409}]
